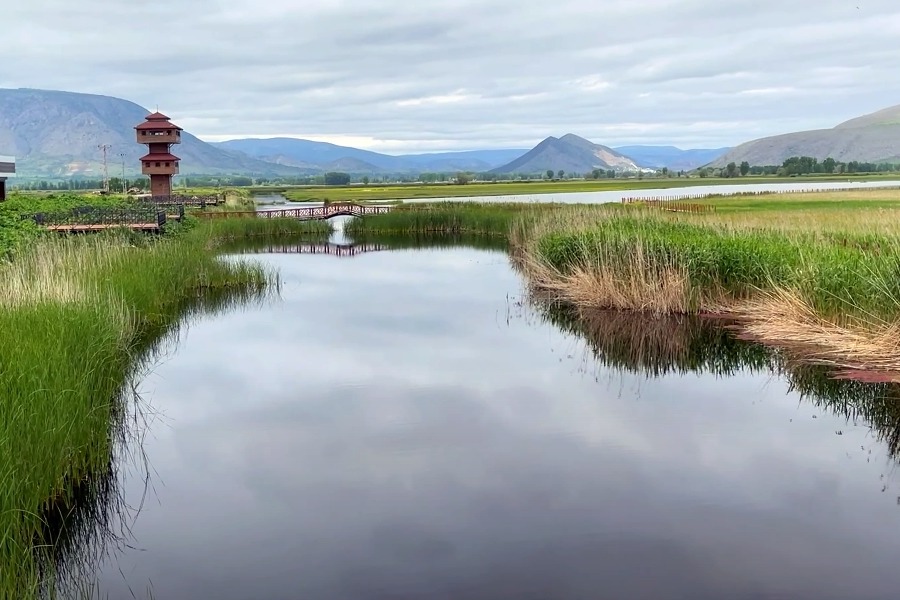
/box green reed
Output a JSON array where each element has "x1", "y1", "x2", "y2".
[{"x1": 533, "y1": 215, "x2": 900, "y2": 323}]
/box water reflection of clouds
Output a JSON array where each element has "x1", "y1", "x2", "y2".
[{"x1": 104, "y1": 247, "x2": 900, "y2": 600}]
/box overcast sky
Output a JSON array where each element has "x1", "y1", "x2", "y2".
[{"x1": 3, "y1": 0, "x2": 900, "y2": 153}]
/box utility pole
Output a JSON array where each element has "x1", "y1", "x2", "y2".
[
  {"x1": 98, "y1": 144, "x2": 112, "y2": 193},
  {"x1": 119, "y1": 153, "x2": 127, "y2": 193}
]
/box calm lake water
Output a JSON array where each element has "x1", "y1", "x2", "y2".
[
  {"x1": 80, "y1": 240, "x2": 900, "y2": 599},
  {"x1": 254, "y1": 179, "x2": 900, "y2": 210}
]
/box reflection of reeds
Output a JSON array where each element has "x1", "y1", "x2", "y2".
[
  {"x1": 530, "y1": 297, "x2": 900, "y2": 459},
  {"x1": 344, "y1": 231, "x2": 510, "y2": 253},
  {"x1": 533, "y1": 300, "x2": 773, "y2": 377}
]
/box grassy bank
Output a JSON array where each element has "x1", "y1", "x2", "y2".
[{"x1": 0, "y1": 211, "x2": 328, "y2": 597}]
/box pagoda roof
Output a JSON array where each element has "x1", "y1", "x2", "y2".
[
  {"x1": 135, "y1": 121, "x2": 184, "y2": 131},
  {"x1": 135, "y1": 110, "x2": 184, "y2": 130},
  {"x1": 140, "y1": 152, "x2": 181, "y2": 161},
  {"x1": 136, "y1": 121, "x2": 183, "y2": 131}
]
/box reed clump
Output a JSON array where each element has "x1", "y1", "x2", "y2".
[
  {"x1": 515, "y1": 207, "x2": 900, "y2": 376},
  {"x1": 187, "y1": 214, "x2": 333, "y2": 245},
  {"x1": 345, "y1": 201, "x2": 564, "y2": 237}
]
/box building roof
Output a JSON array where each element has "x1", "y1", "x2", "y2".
[
  {"x1": 0, "y1": 155, "x2": 14, "y2": 176},
  {"x1": 135, "y1": 111, "x2": 184, "y2": 131},
  {"x1": 136, "y1": 121, "x2": 183, "y2": 131},
  {"x1": 140, "y1": 152, "x2": 181, "y2": 162}
]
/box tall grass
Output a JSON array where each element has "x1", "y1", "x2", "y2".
[
  {"x1": 345, "y1": 201, "x2": 563, "y2": 237},
  {"x1": 525, "y1": 213, "x2": 900, "y2": 322},
  {"x1": 0, "y1": 218, "x2": 309, "y2": 597}
]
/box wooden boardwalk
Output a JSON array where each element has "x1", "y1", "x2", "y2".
[
  {"x1": 198, "y1": 202, "x2": 394, "y2": 221},
  {"x1": 31, "y1": 206, "x2": 171, "y2": 234},
  {"x1": 45, "y1": 223, "x2": 165, "y2": 233}
]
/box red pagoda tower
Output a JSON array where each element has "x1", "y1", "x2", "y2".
[{"x1": 135, "y1": 111, "x2": 182, "y2": 197}]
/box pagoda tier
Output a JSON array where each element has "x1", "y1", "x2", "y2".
[
  {"x1": 135, "y1": 112, "x2": 183, "y2": 145},
  {"x1": 140, "y1": 152, "x2": 181, "y2": 162}
]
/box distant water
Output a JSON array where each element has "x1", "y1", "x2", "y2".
[{"x1": 254, "y1": 179, "x2": 900, "y2": 210}]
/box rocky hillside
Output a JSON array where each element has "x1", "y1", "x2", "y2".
[
  {"x1": 490, "y1": 134, "x2": 642, "y2": 174},
  {"x1": 0, "y1": 88, "x2": 310, "y2": 178},
  {"x1": 710, "y1": 104, "x2": 900, "y2": 167}
]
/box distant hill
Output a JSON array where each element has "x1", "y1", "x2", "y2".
[
  {"x1": 613, "y1": 145, "x2": 730, "y2": 170},
  {"x1": 710, "y1": 104, "x2": 900, "y2": 167},
  {"x1": 400, "y1": 149, "x2": 527, "y2": 172},
  {"x1": 0, "y1": 88, "x2": 311, "y2": 178},
  {"x1": 214, "y1": 137, "x2": 526, "y2": 173},
  {"x1": 322, "y1": 157, "x2": 384, "y2": 173},
  {"x1": 490, "y1": 134, "x2": 642, "y2": 175}
]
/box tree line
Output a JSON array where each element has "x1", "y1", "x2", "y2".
[
  {"x1": 697, "y1": 156, "x2": 900, "y2": 178},
  {"x1": 13, "y1": 155, "x2": 900, "y2": 192}
]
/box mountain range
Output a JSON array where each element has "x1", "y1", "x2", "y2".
[
  {"x1": 17, "y1": 87, "x2": 900, "y2": 179},
  {"x1": 0, "y1": 88, "x2": 734, "y2": 179},
  {"x1": 0, "y1": 88, "x2": 307, "y2": 178},
  {"x1": 212, "y1": 137, "x2": 527, "y2": 173},
  {"x1": 710, "y1": 104, "x2": 900, "y2": 167}
]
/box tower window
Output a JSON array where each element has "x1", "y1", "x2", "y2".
[
  {"x1": 165, "y1": 162, "x2": 170, "y2": 167},
  {"x1": 155, "y1": 162, "x2": 161, "y2": 167}
]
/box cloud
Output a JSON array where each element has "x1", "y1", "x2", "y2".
[{"x1": 2, "y1": 0, "x2": 899, "y2": 152}]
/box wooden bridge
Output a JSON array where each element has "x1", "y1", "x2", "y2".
[
  {"x1": 198, "y1": 202, "x2": 394, "y2": 221},
  {"x1": 234, "y1": 241, "x2": 390, "y2": 257}
]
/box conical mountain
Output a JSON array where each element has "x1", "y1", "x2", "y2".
[{"x1": 490, "y1": 134, "x2": 641, "y2": 174}]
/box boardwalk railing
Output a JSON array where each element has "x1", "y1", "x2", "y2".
[
  {"x1": 138, "y1": 194, "x2": 222, "y2": 209},
  {"x1": 29, "y1": 205, "x2": 167, "y2": 233},
  {"x1": 197, "y1": 202, "x2": 394, "y2": 221},
  {"x1": 639, "y1": 200, "x2": 715, "y2": 214}
]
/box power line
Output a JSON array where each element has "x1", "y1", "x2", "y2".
[
  {"x1": 119, "y1": 152, "x2": 127, "y2": 193},
  {"x1": 98, "y1": 144, "x2": 112, "y2": 192}
]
